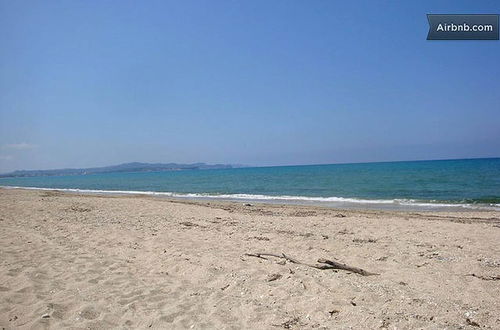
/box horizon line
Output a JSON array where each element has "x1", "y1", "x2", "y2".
[{"x1": 1, "y1": 156, "x2": 499, "y2": 176}]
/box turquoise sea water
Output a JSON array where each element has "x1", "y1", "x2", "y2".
[{"x1": 1, "y1": 158, "x2": 500, "y2": 211}]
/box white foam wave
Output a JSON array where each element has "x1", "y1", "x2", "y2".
[{"x1": 1, "y1": 185, "x2": 499, "y2": 211}]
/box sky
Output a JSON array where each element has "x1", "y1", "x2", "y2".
[{"x1": 0, "y1": 1, "x2": 499, "y2": 172}]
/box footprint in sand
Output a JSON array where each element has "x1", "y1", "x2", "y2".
[{"x1": 79, "y1": 306, "x2": 100, "y2": 320}]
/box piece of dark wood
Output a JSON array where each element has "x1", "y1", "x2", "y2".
[
  {"x1": 244, "y1": 252, "x2": 378, "y2": 276},
  {"x1": 466, "y1": 273, "x2": 500, "y2": 281},
  {"x1": 317, "y1": 258, "x2": 378, "y2": 276}
]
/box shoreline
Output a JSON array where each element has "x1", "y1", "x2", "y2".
[{"x1": 1, "y1": 185, "x2": 498, "y2": 212}]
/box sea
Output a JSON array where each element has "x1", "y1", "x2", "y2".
[{"x1": 1, "y1": 158, "x2": 500, "y2": 211}]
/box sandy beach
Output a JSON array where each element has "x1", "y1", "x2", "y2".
[{"x1": 0, "y1": 188, "x2": 499, "y2": 329}]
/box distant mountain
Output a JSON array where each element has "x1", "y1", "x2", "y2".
[{"x1": 0, "y1": 162, "x2": 243, "y2": 178}]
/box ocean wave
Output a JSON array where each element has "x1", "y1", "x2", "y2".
[{"x1": 1, "y1": 185, "x2": 499, "y2": 211}]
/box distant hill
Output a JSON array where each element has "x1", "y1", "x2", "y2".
[{"x1": 0, "y1": 162, "x2": 242, "y2": 178}]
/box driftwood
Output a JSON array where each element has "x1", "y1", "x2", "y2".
[
  {"x1": 466, "y1": 273, "x2": 500, "y2": 281},
  {"x1": 244, "y1": 252, "x2": 378, "y2": 276}
]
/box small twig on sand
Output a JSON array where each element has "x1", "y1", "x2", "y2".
[
  {"x1": 317, "y1": 258, "x2": 378, "y2": 276},
  {"x1": 466, "y1": 273, "x2": 500, "y2": 281},
  {"x1": 244, "y1": 252, "x2": 378, "y2": 276}
]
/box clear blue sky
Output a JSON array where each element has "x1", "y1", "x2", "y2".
[{"x1": 1, "y1": 1, "x2": 499, "y2": 172}]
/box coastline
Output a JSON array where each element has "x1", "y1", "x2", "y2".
[
  {"x1": 1, "y1": 185, "x2": 499, "y2": 212},
  {"x1": 1, "y1": 188, "x2": 499, "y2": 329}
]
